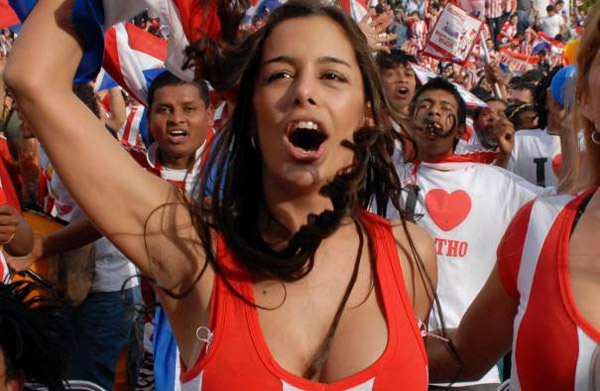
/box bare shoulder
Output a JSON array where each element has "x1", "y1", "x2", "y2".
[
  {"x1": 388, "y1": 218, "x2": 437, "y2": 320},
  {"x1": 389, "y1": 219, "x2": 437, "y2": 280}
]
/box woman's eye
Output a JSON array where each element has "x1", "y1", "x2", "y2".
[
  {"x1": 266, "y1": 71, "x2": 292, "y2": 83},
  {"x1": 322, "y1": 72, "x2": 346, "y2": 82}
]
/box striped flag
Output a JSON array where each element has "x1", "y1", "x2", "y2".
[
  {"x1": 411, "y1": 63, "x2": 486, "y2": 108},
  {"x1": 338, "y1": 0, "x2": 368, "y2": 22},
  {"x1": 11, "y1": 0, "x2": 369, "y2": 86},
  {"x1": 102, "y1": 22, "x2": 167, "y2": 105}
]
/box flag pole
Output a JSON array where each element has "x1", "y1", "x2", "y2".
[{"x1": 479, "y1": 31, "x2": 503, "y2": 98}]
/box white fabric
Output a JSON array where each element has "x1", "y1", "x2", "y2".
[
  {"x1": 540, "y1": 13, "x2": 563, "y2": 39},
  {"x1": 575, "y1": 328, "x2": 598, "y2": 391},
  {"x1": 507, "y1": 128, "x2": 561, "y2": 188},
  {"x1": 455, "y1": 131, "x2": 486, "y2": 155},
  {"x1": 387, "y1": 158, "x2": 544, "y2": 385}
]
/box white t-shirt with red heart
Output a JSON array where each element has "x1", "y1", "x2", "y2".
[
  {"x1": 386, "y1": 158, "x2": 545, "y2": 385},
  {"x1": 507, "y1": 128, "x2": 562, "y2": 188}
]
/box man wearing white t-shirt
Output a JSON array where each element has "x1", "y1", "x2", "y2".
[
  {"x1": 386, "y1": 78, "x2": 544, "y2": 389},
  {"x1": 507, "y1": 70, "x2": 567, "y2": 187},
  {"x1": 540, "y1": 5, "x2": 564, "y2": 38}
]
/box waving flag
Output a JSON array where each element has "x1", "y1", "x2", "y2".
[
  {"x1": 339, "y1": 0, "x2": 368, "y2": 22},
  {"x1": 411, "y1": 63, "x2": 486, "y2": 108},
  {"x1": 102, "y1": 22, "x2": 167, "y2": 105}
]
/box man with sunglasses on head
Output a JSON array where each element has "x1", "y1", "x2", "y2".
[{"x1": 506, "y1": 68, "x2": 568, "y2": 188}]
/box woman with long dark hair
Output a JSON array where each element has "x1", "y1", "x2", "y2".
[{"x1": 5, "y1": 0, "x2": 440, "y2": 388}]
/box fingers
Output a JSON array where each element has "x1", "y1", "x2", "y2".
[{"x1": 0, "y1": 204, "x2": 18, "y2": 216}]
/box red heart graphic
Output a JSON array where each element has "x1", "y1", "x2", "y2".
[
  {"x1": 552, "y1": 154, "x2": 563, "y2": 177},
  {"x1": 425, "y1": 189, "x2": 472, "y2": 232}
]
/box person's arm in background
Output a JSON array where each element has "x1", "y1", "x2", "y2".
[
  {"x1": 8, "y1": 213, "x2": 102, "y2": 272},
  {"x1": 104, "y1": 87, "x2": 126, "y2": 132},
  {"x1": 0, "y1": 204, "x2": 33, "y2": 256}
]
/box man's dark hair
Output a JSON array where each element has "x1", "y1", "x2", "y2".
[
  {"x1": 375, "y1": 49, "x2": 417, "y2": 70},
  {"x1": 410, "y1": 77, "x2": 467, "y2": 127},
  {"x1": 470, "y1": 86, "x2": 492, "y2": 101},
  {"x1": 72, "y1": 83, "x2": 101, "y2": 119},
  {"x1": 521, "y1": 69, "x2": 545, "y2": 84},
  {"x1": 147, "y1": 71, "x2": 210, "y2": 110},
  {"x1": 535, "y1": 66, "x2": 562, "y2": 129},
  {"x1": 510, "y1": 80, "x2": 536, "y2": 101},
  {"x1": 547, "y1": 5, "x2": 555, "y2": 13}
]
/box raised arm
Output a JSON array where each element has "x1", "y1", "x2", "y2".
[
  {"x1": 3, "y1": 0, "x2": 205, "y2": 292},
  {"x1": 427, "y1": 265, "x2": 517, "y2": 382}
]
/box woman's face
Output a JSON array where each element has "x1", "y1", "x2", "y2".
[
  {"x1": 581, "y1": 50, "x2": 600, "y2": 130},
  {"x1": 253, "y1": 16, "x2": 365, "y2": 192}
]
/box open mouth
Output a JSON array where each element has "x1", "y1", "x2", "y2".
[
  {"x1": 396, "y1": 87, "x2": 410, "y2": 98},
  {"x1": 167, "y1": 129, "x2": 189, "y2": 142},
  {"x1": 284, "y1": 120, "x2": 328, "y2": 162}
]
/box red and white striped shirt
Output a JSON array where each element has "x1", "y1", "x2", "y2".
[
  {"x1": 498, "y1": 190, "x2": 600, "y2": 390},
  {"x1": 485, "y1": 0, "x2": 504, "y2": 19},
  {"x1": 498, "y1": 21, "x2": 517, "y2": 45},
  {"x1": 117, "y1": 105, "x2": 147, "y2": 153}
]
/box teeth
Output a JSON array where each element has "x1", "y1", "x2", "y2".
[
  {"x1": 294, "y1": 120, "x2": 319, "y2": 130},
  {"x1": 169, "y1": 130, "x2": 186, "y2": 136}
]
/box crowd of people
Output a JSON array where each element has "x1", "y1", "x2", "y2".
[{"x1": 0, "y1": 0, "x2": 597, "y2": 390}]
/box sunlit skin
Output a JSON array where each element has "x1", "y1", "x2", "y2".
[
  {"x1": 148, "y1": 84, "x2": 214, "y2": 170},
  {"x1": 407, "y1": 89, "x2": 464, "y2": 161},
  {"x1": 380, "y1": 64, "x2": 417, "y2": 123},
  {"x1": 572, "y1": 48, "x2": 600, "y2": 332}
]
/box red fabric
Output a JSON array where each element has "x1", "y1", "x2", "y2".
[
  {"x1": 0, "y1": 0, "x2": 19, "y2": 29},
  {"x1": 498, "y1": 190, "x2": 600, "y2": 389},
  {"x1": 424, "y1": 151, "x2": 498, "y2": 164},
  {"x1": 180, "y1": 211, "x2": 429, "y2": 390},
  {"x1": 171, "y1": 0, "x2": 222, "y2": 43},
  {"x1": 497, "y1": 200, "x2": 535, "y2": 298},
  {"x1": 0, "y1": 138, "x2": 21, "y2": 212}
]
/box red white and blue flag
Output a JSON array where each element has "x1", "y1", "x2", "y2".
[
  {"x1": 10, "y1": 0, "x2": 369, "y2": 86},
  {"x1": 101, "y1": 22, "x2": 167, "y2": 105}
]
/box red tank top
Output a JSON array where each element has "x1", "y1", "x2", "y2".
[
  {"x1": 498, "y1": 190, "x2": 600, "y2": 390},
  {"x1": 180, "y1": 211, "x2": 428, "y2": 390}
]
